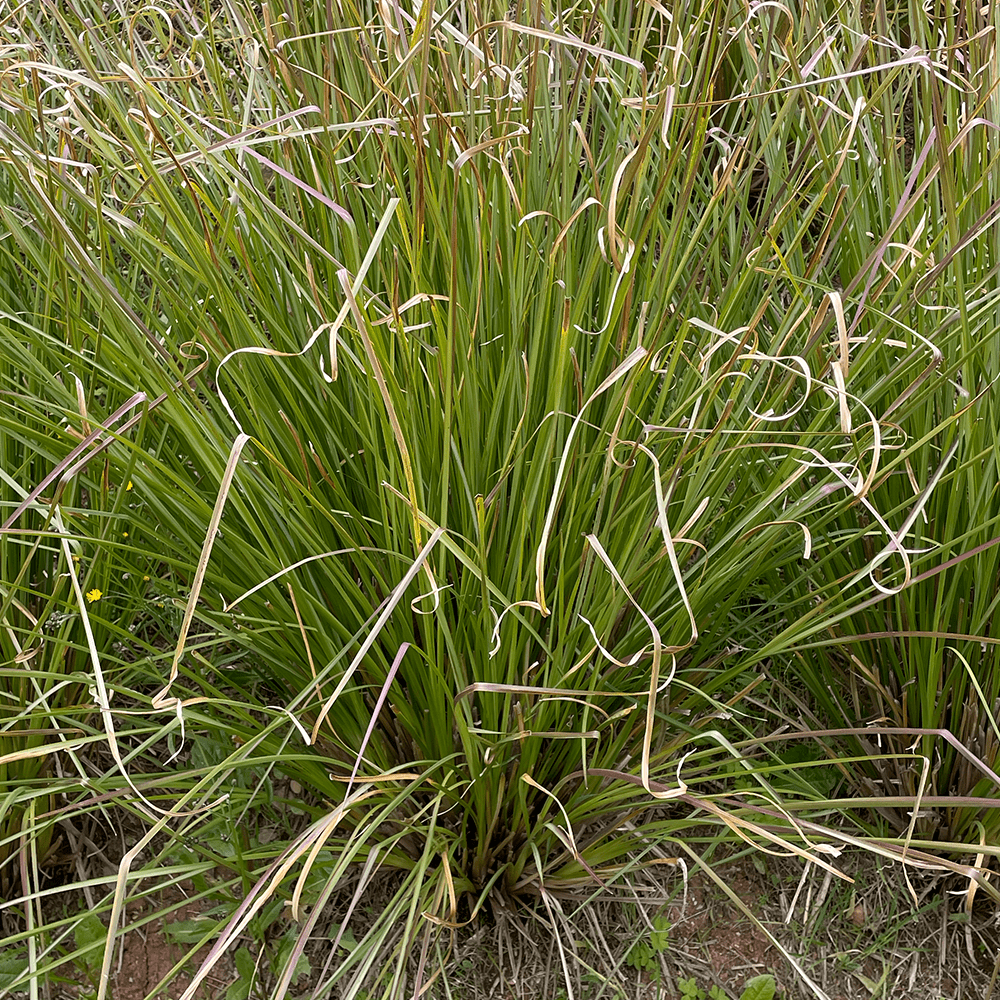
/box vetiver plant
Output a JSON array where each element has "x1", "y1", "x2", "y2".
[
  {"x1": 736, "y1": 1, "x2": 1000, "y2": 849},
  {"x1": 0, "y1": 259, "x2": 191, "y2": 968},
  {"x1": 0, "y1": 0, "x2": 997, "y2": 998}
]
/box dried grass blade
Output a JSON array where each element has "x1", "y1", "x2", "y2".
[
  {"x1": 535, "y1": 347, "x2": 647, "y2": 615},
  {"x1": 153, "y1": 432, "x2": 251, "y2": 709}
]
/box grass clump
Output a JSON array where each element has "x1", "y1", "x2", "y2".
[{"x1": 1, "y1": 0, "x2": 998, "y2": 998}]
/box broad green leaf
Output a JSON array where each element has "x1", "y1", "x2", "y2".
[{"x1": 739, "y1": 975, "x2": 776, "y2": 1000}]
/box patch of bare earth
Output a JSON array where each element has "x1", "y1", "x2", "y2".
[
  {"x1": 110, "y1": 882, "x2": 235, "y2": 1000},
  {"x1": 457, "y1": 846, "x2": 998, "y2": 1000},
  {"x1": 658, "y1": 859, "x2": 785, "y2": 997},
  {"x1": 44, "y1": 879, "x2": 235, "y2": 1000},
  {"x1": 650, "y1": 850, "x2": 999, "y2": 1000},
  {"x1": 36, "y1": 845, "x2": 999, "y2": 1000}
]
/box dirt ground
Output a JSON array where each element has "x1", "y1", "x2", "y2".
[
  {"x1": 18, "y1": 845, "x2": 1000, "y2": 1000},
  {"x1": 631, "y1": 850, "x2": 999, "y2": 1000},
  {"x1": 109, "y1": 883, "x2": 236, "y2": 1000}
]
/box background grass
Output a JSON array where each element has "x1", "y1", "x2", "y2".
[{"x1": 1, "y1": 0, "x2": 998, "y2": 997}]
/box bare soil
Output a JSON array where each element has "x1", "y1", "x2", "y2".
[
  {"x1": 22, "y1": 844, "x2": 1000, "y2": 1000},
  {"x1": 109, "y1": 882, "x2": 235, "y2": 1000}
]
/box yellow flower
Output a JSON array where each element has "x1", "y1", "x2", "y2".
[
  {"x1": 126, "y1": 480, "x2": 133, "y2": 491},
  {"x1": 122, "y1": 531, "x2": 129, "y2": 538},
  {"x1": 85, "y1": 588, "x2": 102, "y2": 603}
]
